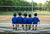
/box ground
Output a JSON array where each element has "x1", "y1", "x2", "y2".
[
  {"x1": 0, "y1": 11, "x2": 50, "y2": 24},
  {"x1": 0, "y1": 15, "x2": 50, "y2": 24}
]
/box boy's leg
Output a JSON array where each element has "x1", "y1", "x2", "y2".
[
  {"x1": 32, "y1": 25, "x2": 34, "y2": 30},
  {"x1": 27, "y1": 24, "x2": 29, "y2": 30},
  {"x1": 29, "y1": 25, "x2": 31, "y2": 30},
  {"x1": 35, "y1": 25, "x2": 37, "y2": 30},
  {"x1": 18, "y1": 24, "x2": 19, "y2": 30},
  {"x1": 22, "y1": 25, "x2": 24, "y2": 29},
  {"x1": 26, "y1": 24, "x2": 27, "y2": 30},
  {"x1": 12, "y1": 24, "x2": 14, "y2": 30},
  {"x1": 15, "y1": 24, "x2": 17, "y2": 30}
]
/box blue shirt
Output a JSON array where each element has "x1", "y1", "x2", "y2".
[
  {"x1": 12, "y1": 17, "x2": 18, "y2": 24},
  {"x1": 32, "y1": 17, "x2": 40, "y2": 24},
  {"x1": 17, "y1": 16, "x2": 23, "y2": 24},
  {"x1": 23, "y1": 17, "x2": 28, "y2": 24},
  {"x1": 28, "y1": 18, "x2": 33, "y2": 24}
]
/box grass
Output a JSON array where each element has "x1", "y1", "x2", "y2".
[
  {"x1": 0, "y1": 12, "x2": 14, "y2": 15},
  {"x1": 0, "y1": 11, "x2": 50, "y2": 15}
]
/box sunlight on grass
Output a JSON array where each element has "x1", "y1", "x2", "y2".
[{"x1": 0, "y1": 11, "x2": 50, "y2": 15}]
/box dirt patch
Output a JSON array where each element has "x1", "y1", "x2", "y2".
[{"x1": 0, "y1": 15, "x2": 50, "y2": 24}]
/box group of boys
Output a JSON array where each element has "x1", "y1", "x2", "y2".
[{"x1": 12, "y1": 13, "x2": 40, "y2": 30}]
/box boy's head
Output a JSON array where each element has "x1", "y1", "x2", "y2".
[
  {"x1": 34, "y1": 13, "x2": 37, "y2": 16},
  {"x1": 13, "y1": 13, "x2": 16, "y2": 17},
  {"x1": 23, "y1": 13, "x2": 27, "y2": 17},
  {"x1": 18, "y1": 13, "x2": 22, "y2": 16},
  {"x1": 29, "y1": 14, "x2": 31, "y2": 17}
]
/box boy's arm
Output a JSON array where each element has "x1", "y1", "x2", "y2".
[
  {"x1": 16, "y1": 18, "x2": 18, "y2": 23},
  {"x1": 27, "y1": 19, "x2": 28, "y2": 24},
  {"x1": 38, "y1": 22, "x2": 40, "y2": 24},
  {"x1": 22, "y1": 18, "x2": 23, "y2": 24},
  {"x1": 37, "y1": 18, "x2": 40, "y2": 24},
  {"x1": 32, "y1": 18, "x2": 34, "y2": 22},
  {"x1": 22, "y1": 18, "x2": 23, "y2": 21},
  {"x1": 32, "y1": 18, "x2": 34, "y2": 24}
]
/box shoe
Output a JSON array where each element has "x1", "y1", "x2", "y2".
[
  {"x1": 29, "y1": 28, "x2": 30, "y2": 30},
  {"x1": 32, "y1": 28, "x2": 34, "y2": 30},
  {"x1": 15, "y1": 28, "x2": 18, "y2": 30},
  {"x1": 35, "y1": 28, "x2": 37, "y2": 30},
  {"x1": 23, "y1": 28, "x2": 24, "y2": 30}
]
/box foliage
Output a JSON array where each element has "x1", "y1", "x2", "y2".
[{"x1": 0, "y1": 0, "x2": 50, "y2": 11}]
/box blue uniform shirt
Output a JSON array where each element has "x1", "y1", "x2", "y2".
[
  {"x1": 32, "y1": 17, "x2": 40, "y2": 24},
  {"x1": 12, "y1": 17, "x2": 18, "y2": 24},
  {"x1": 23, "y1": 17, "x2": 28, "y2": 24},
  {"x1": 17, "y1": 16, "x2": 23, "y2": 24},
  {"x1": 28, "y1": 18, "x2": 33, "y2": 24}
]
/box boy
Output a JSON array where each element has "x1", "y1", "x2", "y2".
[
  {"x1": 28, "y1": 14, "x2": 32, "y2": 30},
  {"x1": 17, "y1": 13, "x2": 23, "y2": 29},
  {"x1": 32, "y1": 13, "x2": 40, "y2": 30},
  {"x1": 12, "y1": 13, "x2": 18, "y2": 30},
  {"x1": 22, "y1": 13, "x2": 28, "y2": 30}
]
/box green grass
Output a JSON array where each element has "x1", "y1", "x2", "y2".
[
  {"x1": 0, "y1": 11, "x2": 50, "y2": 15},
  {"x1": 0, "y1": 12, "x2": 14, "y2": 15}
]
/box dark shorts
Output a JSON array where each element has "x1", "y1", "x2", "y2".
[
  {"x1": 22, "y1": 23, "x2": 27, "y2": 24},
  {"x1": 33, "y1": 22, "x2": 38, "y2": 24},
  {"x1": 18, "y1": 22, "x2": 22, "y2": 24},
  {"x1": 12, "y1": 22, "x2": 17, "y2": 24},
  {"x1": 28, "y1": 23, "x2": 32, "y2": 24}
]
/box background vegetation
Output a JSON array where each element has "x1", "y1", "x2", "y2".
[{"x1": 0, "y1": 0, "x2": 50, "y2": 11}]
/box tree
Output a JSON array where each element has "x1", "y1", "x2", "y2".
[
  {"x1": 0, "y1": 0, "x2": 37, "y2": 11},
  {"x1": 37, "y1": 3, "x2": 43, "y2": 11},
  {"x1": 43, "y1": 1, "x2": 50, "y2": 11},
  {"x1": 37, "y1": 3, "x2": 43, "y2": 7}
]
